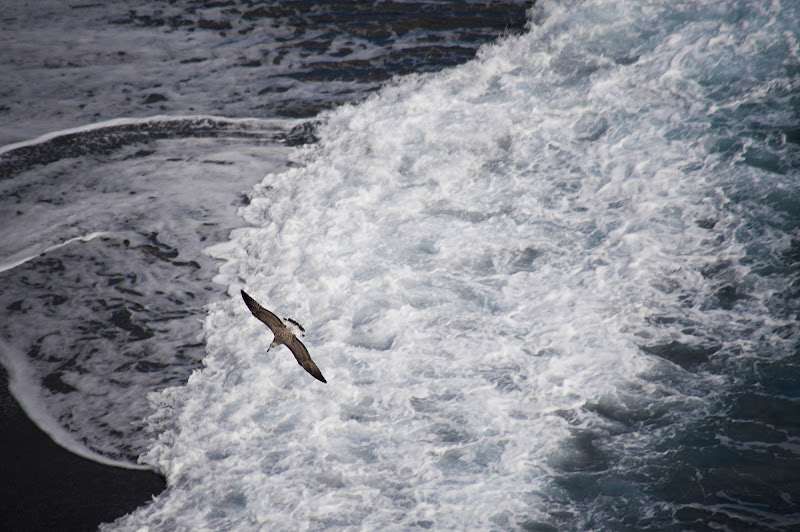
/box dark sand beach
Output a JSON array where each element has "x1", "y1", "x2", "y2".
[{"x1": 0, "y1": 366, "x2": 165, "y2": 532}]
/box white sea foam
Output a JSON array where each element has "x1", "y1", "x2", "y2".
[{"x1": 105, "y1": 0, "x2": 798, "y2": 529}]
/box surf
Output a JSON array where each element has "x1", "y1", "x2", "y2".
[{"x1": 106, "y1": 1, "x2": 800, "y2": 530}]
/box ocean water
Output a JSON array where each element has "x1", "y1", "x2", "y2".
[
  {"x1": 2, "y1": 0, "x2": 799, "y2": 530},
  {"x1": 1, "y1": 0, "x2": 530, "y2": 466}
]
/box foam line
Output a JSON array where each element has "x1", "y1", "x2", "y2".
[
  {"x1": 0, "y1": 114, "x2": 304, "y2": 154},
  {"x1": 0, "y1": 337, "x2": 150, "y2": 470},
  {"x1": 0, "y1": 232, "x2": 112, "y2": 274}
]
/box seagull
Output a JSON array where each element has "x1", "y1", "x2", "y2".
[{"x1": 240, "y1": 290, "x2": 327, "y2": 383}]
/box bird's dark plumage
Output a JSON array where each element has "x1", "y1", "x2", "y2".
[{"x1": 241, "y1": 290, "x2": 326, "y2": 383}]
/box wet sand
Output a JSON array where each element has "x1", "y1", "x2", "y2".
[{"x1": 0, "y1": 365, "x2": 166, "y2": 532}]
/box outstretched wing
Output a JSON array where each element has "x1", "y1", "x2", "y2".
[
  {"x1": 285, "y1": 336, "x2": 327, "y2": 383},
  {"x1": 241, "y1": 290, "x2": 283, "y2": 333}
]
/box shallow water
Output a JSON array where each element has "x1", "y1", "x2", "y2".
[
  {"x1": 0, "y1": 117, "x2": 300, "y2": 462},
  {"x1": 0, "y1": 0, "x2": 530, "y2": 144}
]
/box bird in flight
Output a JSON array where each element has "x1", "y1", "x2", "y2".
[{"x1": 240, "y1": 290, "x2": 326, "y2": 383}]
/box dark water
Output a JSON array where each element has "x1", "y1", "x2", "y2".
[{"x1": 0, "y1": 0, "x2": 532, "y2": 144}]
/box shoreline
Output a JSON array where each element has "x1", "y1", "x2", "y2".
[{"x1": 0, "y1": 365, "x2": 166, "y2": 532}]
